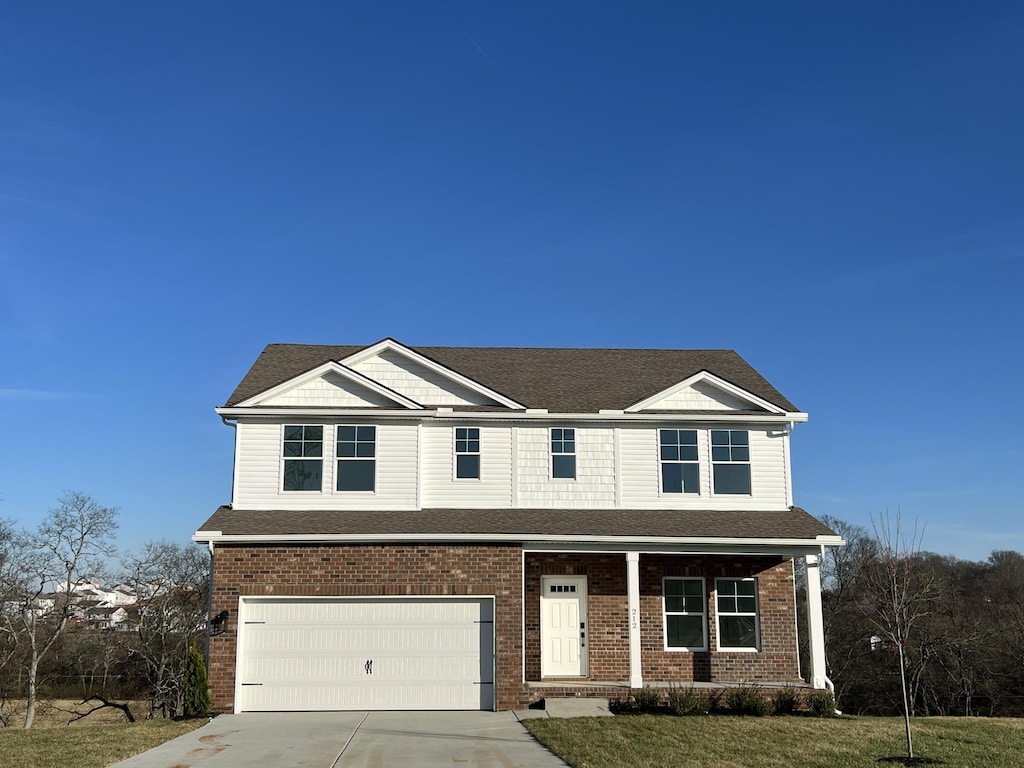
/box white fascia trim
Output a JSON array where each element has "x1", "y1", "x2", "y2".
[
  {"x1": 625, "y1": 371, "x2": 788, "y2": 414},
  {"x1": 193, "y1": 530, "x2": 845, "y2": 551},
  {"x1": 234, "y1": 361, "x2": 425, "y2": 409},
  {"x1": 340, "y1": 338, "x2": 526, "y2": 410},
  {"x1": 214, "y1": 407, "x2": 809, "y2": 423}
]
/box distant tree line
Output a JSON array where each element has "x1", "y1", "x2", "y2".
[
  {"x1": 802, "y1": 515, "x2": 1024, "y2": 718},
  {"x1": 0, "y1": 493, "x2": 209, "y2": 728}
]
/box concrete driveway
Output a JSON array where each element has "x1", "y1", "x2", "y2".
[{"x1": 109, "y1": 711, "x2": 569, "y2": 768}]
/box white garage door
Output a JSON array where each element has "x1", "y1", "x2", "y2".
[{"x1": 236, "y1": 597, "x2": 495, "y2": 712}]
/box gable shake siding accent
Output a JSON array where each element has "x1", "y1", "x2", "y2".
[
  {"x1": 259, "y1": 371, "x2": 400, "y2": 408},
  {"x1": 350, "y1": 349, "x2": 497, "y2": 406},
  {"x1": 517, "y1": 426, "x2": 616, "y2": 508},
  {"x1": 644, "y1": 380, "x2": 759, "y2": 411},
  {"x1": 420, "y1": 424, "x2": 513, "y2": 508}
]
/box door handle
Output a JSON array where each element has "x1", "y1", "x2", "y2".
[{"x1": 365, "y1": 659, "x2": 373, "y2": 675}]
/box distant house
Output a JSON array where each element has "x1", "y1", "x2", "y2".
[
  {"x1": 194, "y1": 338, "x2": 844, "y2": 713},
  {"x1": 82, "y1": 605, "x2": 129, "y2": 631}
]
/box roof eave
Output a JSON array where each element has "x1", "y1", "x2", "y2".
[
  {"x1": 193, "y1": 530, "x2": 844, "y2": 554},
  {"x1": 214, "y1": 406, "x2": 809, "y2": 423}
]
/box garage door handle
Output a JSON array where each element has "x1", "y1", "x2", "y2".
[{"x1": 365, "y1": 659, "x2": 373, "y2": 675}]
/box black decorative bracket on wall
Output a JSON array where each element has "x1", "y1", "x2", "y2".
[{"x1": 210, "y1": 610, "x2": 230, "y2": 635}]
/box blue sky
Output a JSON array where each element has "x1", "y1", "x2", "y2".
[{"x1": 1, "y1": 2, "x2": 1021, "y2": 562}]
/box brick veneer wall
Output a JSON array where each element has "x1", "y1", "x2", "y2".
[
  {"x1": 523, "y1": 553, "x2": 801, "y2": 692},
  {"x1": 640, "y1": 555, "x2": 801, "y2": 684},
  {"x1": 209, "y1": 543, "x2": 523, "y2": 712},
  {"x1": 524, "y1": 553, "x2": 631, "y2": 682}
]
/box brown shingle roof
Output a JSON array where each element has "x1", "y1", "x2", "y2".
[
  {"x1": 196, "y1": 506, "x2": 835, "y2": 541},
  {"x1": 225, "y1": 342, "x2": 799, "y2": 412}
]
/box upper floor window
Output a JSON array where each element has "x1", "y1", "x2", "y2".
[
  {"x1": 663, "y1": 577, "x2": 707, "y2": 651},
  {"x1": 551, "y1": 428, "x2": 576, "y2": 479},
  {"x1": 711, "y1": 429, "x2": 751, "y2": 494},
  {"x1": 455, "y1": 427, "x2": 480, "y2": 479},
  {"x1": 282, "y1": 425, "x2": 323, "y2": 491},
  {"x1": 716, "y1": 577, "x2": 759, "y2": 650},
  {"x1": 337, "y1": 426, "x2": 375, "y2": 491},
  {"x1": 660, "y1": 429, "x2": 699, "y2": 494}
]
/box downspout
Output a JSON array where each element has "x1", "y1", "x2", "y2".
[
  {"x1": 221, "y1": 415, "x2": 238, "y2": 505},
  {"x1": 207, "y1": 413, "x2": 235, "y2": 680},
  {"x1": 204, "y1": 541, "x2": 214, "y2": 672}
]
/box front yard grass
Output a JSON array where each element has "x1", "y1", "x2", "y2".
[
  {"x1": 0, "y1": 719, "x2": 203, "y2": 768},
  {"x1": 524, "y1": 714, "x2": 1024, "y2": 768}
]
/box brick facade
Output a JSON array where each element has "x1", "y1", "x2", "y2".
[
  {"x1": 210, "y1": 544, "x2": 801, "y2": 712},
  {"x1": 209, "y1": 543, "x2": 523, "y2": 712},
  {"x1": 524, "y1": 553, "x2": 630, "y2": 682},
  {"x1": 523, "y1": 553, "x2": 800, "y2": 693},
  {"x1": 638, "y1": 555, "x2": 801, "y2": 685}
]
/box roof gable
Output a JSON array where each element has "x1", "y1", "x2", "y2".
[
  {"x1": 341, "y1": 339, "x2": 524, "y2": 408},
  {"x1": 625, "y1": 371, "x2": 785, "y2": 414},
  {"x1": 237, "y1": 361, "x2": 423, "y2": 409},
  {"x1": 224, "y1": 342, "x2": 800, "y2": 413}
]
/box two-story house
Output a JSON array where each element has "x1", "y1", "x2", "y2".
[{"x1": 194, "y1": 339, "x2": 842, "y2": 713}]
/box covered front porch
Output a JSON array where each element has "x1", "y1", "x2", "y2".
[{"x1": 520, "y1": 544, "x2": 832, "y2": 701}]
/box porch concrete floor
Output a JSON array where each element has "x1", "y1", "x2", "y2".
[{"x1": 527, "y1": 679, "x2": 812, "y2": 689}]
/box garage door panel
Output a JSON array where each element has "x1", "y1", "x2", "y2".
[
  {"x1": 241, "y1": 681, "x2": 492, "y2": 712},
  {"x1": 237, "y1": 597, "x2": 494, "y2": 712}
]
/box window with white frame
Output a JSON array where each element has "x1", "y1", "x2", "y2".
[
  {"x1": 660, "y1": 429, "x2": 699, "y2": 494},
  {"x1": 663, "y1": 577, "x2": 707, "y2": 650},
  {"x1": 455, "y1": 427, "x2": 480, "y2": 479},
  {"x1": 336, "y1": 425, "x2": 376, "y2": 491},
  {"x1": 282, "y1": 425, "x2": 323, "y2": 491},
  {"x1": 716, "y1": 578, "x2": 759, "y2": 650},
  {"x1": 551, "y1": 428, "x2": 576, "y2": 479},
  {"x1": 711, "y1": 429, "x2": 751, "y2": 494}
]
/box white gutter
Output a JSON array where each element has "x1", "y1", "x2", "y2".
[
  {"x1": 214, "y1": 407, "x2": 809, "y2": 424},
  {"x1": 193, "y1": 529, "x2": 844, "y2": 548}
]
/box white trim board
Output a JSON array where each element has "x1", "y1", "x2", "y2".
[{"x1": 195, "y1": 530, "x2": 845, "y2": 552}]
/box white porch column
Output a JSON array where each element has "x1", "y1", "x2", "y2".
[
  {"x1": 804, "y1": 553, "x2": 828, "y2": 689},
  {"x1": 626, "y1": 551, "x2": 643, "y2": 688}
]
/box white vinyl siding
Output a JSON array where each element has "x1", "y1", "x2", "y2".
[
  {"x1": 619, "y1": 425, "x2": 788, "y2": 510},
  {"x1": 350, "y1": 349, "x2": 497, "y2": 406},
  {"x1": 260, "y1": 371, "x2": 402, "y2": 408},
  {"x1": 419, "y1": 424, "x2": 513, "y2": 508},
  {"x1": 232, "y1": 420, "x2": 418, "y2": 510},
  {"x1": 233, "y1": 418, "x2": 788, "y2": 512},
  {"x1": 517, "y1": 427, "x2": 615, "y2": 508}
]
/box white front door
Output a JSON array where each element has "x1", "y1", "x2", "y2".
[{"x1": 540, "y1": 576, "x2": 588, "y2": 677}]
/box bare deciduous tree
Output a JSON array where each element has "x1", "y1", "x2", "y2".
[
  {"x1": 0, "y1": 492, "x2": 118, "y2": 728},
  {"x1": 122, "y1": 541, "x2": 209, "y2": 718},
  {"x1": 861, "y1": 511, "x2": 932, "y2": 761}
]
